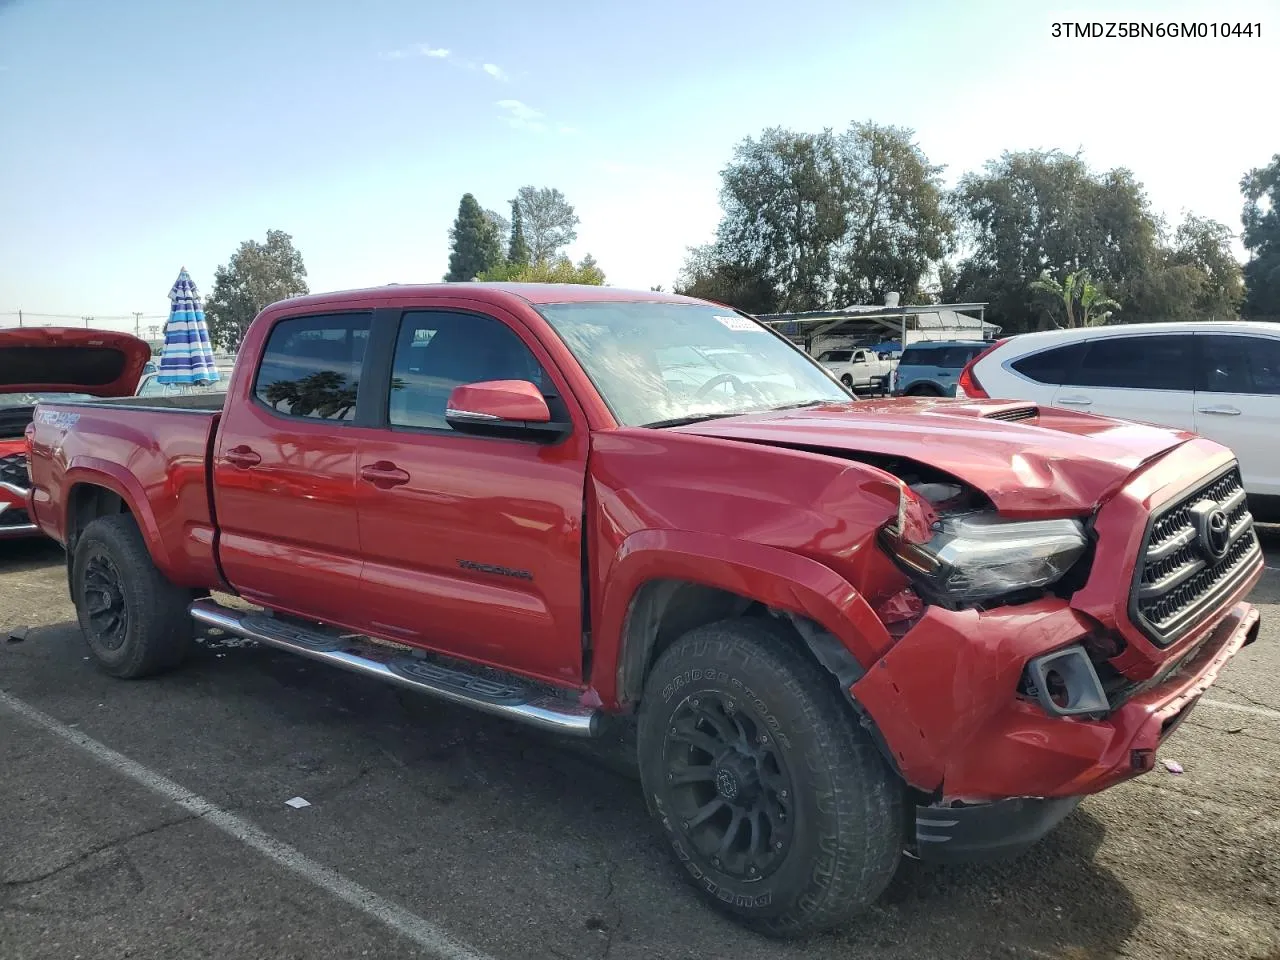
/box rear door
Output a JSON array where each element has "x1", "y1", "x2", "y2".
[
  {"x1": 353, "y1": 303, "x2": 590, "y2": 685},
  {"x1": 1049, "y1": 333, "x2": 1197, "y2": 430},
  {"x1": 933, "y1": 344, "x2": 982, "y2": 394},
  {"x1": 211, "y1": 310, "x2": 378, "y2": 628},
  {"x1": 1193, "y1": 332, "x2": 1280, "y2": 497}
]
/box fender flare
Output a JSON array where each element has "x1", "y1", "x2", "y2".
[
  {"x1": 594, "y1": 529, "x2": 892, "y2": 708},
  {"x1": 62, "y1": 458, "x2": 175, "y2": 575}
]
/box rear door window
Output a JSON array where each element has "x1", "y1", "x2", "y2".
[
  {"x1": 936, "y1": 345, "x2": 982, "y2": 367},
  {"x1": 1010, "y1": 342, "x2": 1087, "y2": 385},
  {"x1": 1199, "y1": 335, "x2": 1280, "y2": 395},
  {"x1": 1071, "y1": 335, "x2": 1196, "y2": 391},
  {"x1": 254, "y1": 312, "x2": 372, "y2": 421},
  {"x1": 898, "y1": 347, "x2": 937, "y2": 366}
]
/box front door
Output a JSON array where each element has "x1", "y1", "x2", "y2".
[
  {"x1": 211, "y1": 310, "x2": 375, "y2": 628},
  {"x1": 354, "y1": 305, "x2": 589, "y2": 686},
  {"x1": 1050, "y1": 333, "x2": 1197, "y2": 431}
]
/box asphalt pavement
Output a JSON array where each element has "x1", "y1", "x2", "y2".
[{"x1": 2, "y1": 535, "x2": 1278, "y2": 960}]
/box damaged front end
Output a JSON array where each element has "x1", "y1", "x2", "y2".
[
  {"x1": 850, "y1": 446, "x2": 1263, "y2": 865},
  {"x1": 879, "y1": 484, "x2": 1093, "y2": 611}
]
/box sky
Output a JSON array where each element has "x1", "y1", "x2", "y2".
[{"x1": 0, "y1": 0, "x2": 1276, "y2": 334}]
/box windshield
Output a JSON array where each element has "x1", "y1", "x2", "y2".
[
  {"x1": 537, "y1": 301, "x2": 851, "y2": 426},
  {"x1": 0, "y1": 392, "x2": 93, "y2": 407}
]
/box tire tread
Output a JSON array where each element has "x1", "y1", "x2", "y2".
[
  {"x1": 72, "y1": 513, "x2": 193, "y2": 678},
  {"x1": 639, "y1": 617, "x2": 903, "y2": 937}
]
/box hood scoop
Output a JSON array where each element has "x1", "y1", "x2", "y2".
[{"x1": 982, "y1": 405, "x2": 1040, "y2": 423}]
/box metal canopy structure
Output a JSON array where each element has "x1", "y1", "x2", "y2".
[{"x1": 756, "y1": 302, "x2": 997, "y2": 352}]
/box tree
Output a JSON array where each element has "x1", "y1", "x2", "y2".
[
  {"x1": 712, "y1": 127, "x2": 847, "y2": 311},
  {"x1": 507, "y1": 198, "x2": 531, "y2": 266},
  {"x1": 1123, "y1": 214, "x2": 1244, "y2": 323},
  {"x1": 477, "y1": 253, "x2": 605, "y2": 284},
  {"x1": 444, "y1": 193, "x2": 502, "y2": 282},
  {"x1": 1029, "y1": 268, "x2": 1121, "y2": 328},
  {"x1": 674, "y1": 243, "x2": 778, "y2": 314},
  {"x1": 951, "y1": 149, "x2": 1160, "y2": 332},
  {"x1": 677, "y1": 121, "x2": 953, "y2": 313},
  {"x1": 1241, "y1": 154, "x2": 1280, "y2": 317},
  {"x1": 484, "y1": 208, "x2": 510, "y2": 246},
  {"x1": 831, "y1": 122, "x2": 954, "y2": 306},
  {"x1": 513, "y1": 186, "x2": 579, "y2": 262},
  {"x1": 204, "y1": 229, "x2": 309, "y2": 352}
]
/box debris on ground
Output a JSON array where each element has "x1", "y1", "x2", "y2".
[
  {"x1": 284, "y1": 796, "x2": 311, "y2": 809},
  {"x1": 6, "y1": 627, "x2": 29, "y2": 643},
  {"x1": 1162, "y1": 759, "x2": 1185, "y2": 774}
]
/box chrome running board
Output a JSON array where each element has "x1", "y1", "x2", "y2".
[{"x1": 189, "y1": 599, "x2": 600, "y2": 737}]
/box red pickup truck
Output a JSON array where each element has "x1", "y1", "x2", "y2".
[
  {"x1": 26, "y1": 284, "x2": 1263, "y2": 936},
  {"x1": 1, "y1": 327, "x2": 151, "y2": 540}
]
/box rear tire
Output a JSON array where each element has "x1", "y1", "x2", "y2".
[
  {"x1": 636, "y1": 618, "x2": 903, "y2": 937},
  {"x1": 906, "y1": 384, "x2": 942, "y2": 397},
  {"x1": 71, "y1": 513, "x2": 194, "y2": 678},
  {"x1": 840, "y1": 374, "x2": 854, "y2": 389}
]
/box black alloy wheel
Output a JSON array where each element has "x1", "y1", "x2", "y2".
[{"x1": 661, "y1": 690, "x2": 795, "y2": 882}]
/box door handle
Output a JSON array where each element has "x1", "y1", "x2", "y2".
[
  {"x1": 224, "y1": 445, "x2": 261, "y2": 468},
  {"x1": 359, "y1": 461, "x2": 410, "y2": 488},
  {"x1": 1197, "y1": 405, "x2": 1241, "y2": 416},
  {"x1": 1057, "y1": 395, "x2": 1093, "y2": 406}
]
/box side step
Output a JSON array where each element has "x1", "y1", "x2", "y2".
[{"x1": 189, "y1": 599, "x2": 601, "y2": 738}]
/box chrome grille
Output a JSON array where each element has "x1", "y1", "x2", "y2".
[
  {"x1": 0, "y1": 452, "x2": 28, "y2": 490},
  {"x1": 1132, "y1": 466, "x2": 1261, "y2": 646}
]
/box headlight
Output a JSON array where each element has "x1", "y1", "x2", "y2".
[{"x1": 882, "y1": 511, "x2": 1088, "y2": 605}]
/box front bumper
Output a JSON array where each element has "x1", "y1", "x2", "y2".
[
  {"x1": 854, "y1": 598, "x2": 1260, "y2": 802},
  {"x1": 914, "y1": 795, "x2": 1083, "y2": 863},
  {"x1": 0, "y1": 483, "x2": 38, "y2": 540},
  {"x1": 876, "y1": 601, "x2": 1260, "y2": 864}
]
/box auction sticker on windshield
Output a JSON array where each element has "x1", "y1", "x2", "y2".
[{"x1": 714, "y1": 315, "x2": 763, "y2": 332}]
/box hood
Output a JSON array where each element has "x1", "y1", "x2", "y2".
[
  {"x1": 0, "y1": 327, "x2": 151, "y2": 398},
  {"x1": 671, "y1": 397, "x2": 1193, "y2": 517}
]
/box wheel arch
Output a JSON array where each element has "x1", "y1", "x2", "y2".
[
  {"x1": 904, "y1": 380, "x2": 945, "y2": 396},
  {"x1": 62, "y1": 461, "x2": 173, "y2": 577},
  {"x1": 597, "y1": 531, "x2": 893, "y2": 710}
]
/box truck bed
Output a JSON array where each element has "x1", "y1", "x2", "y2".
[{"x1": 27, "y1": 398, "x2": 225, "y2": 589}]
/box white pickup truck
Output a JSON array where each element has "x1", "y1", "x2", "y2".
[{"x1": 816, "y1": 347, "x2": 894, "y2": 391}]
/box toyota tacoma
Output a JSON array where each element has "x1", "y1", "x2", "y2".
[{"x1": 26, "y1": 284, "x2": 1263, "y2": 936}]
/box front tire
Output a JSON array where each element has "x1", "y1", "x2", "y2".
[
  {"x1": 636, "y1": 618, "x2": 903, "y2": 937},
  {"x1": 71, "y1": 513, "x2": 194, "y2": 678}
]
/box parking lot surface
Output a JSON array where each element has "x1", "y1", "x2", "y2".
[{"x1": 2, "y1": 536, "x2": 1279, "y2": 960}]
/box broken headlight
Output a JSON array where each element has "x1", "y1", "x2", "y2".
[{"x1": 882, "y1": 511, "x2": 1088, "y2": 605}]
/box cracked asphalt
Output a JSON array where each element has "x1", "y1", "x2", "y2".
[{"x1": 3, "y1": 535, "x2": 1280, "y2": 960}]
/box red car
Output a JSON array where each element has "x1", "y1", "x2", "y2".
[
  {"x1": 27, "y1": 285, "x2": 1263, "y2": 936},
  {"x1": 1, "y1": 327, "x2": 150, "y2": 541}
]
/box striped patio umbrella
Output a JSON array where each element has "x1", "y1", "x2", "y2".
[{"x1": 157, "y1": 267, "x2": 221, "y2": 386}]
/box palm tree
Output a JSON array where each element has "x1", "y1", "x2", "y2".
[{"x1": 1030, "y1": 268, "x2": 1121, "y2": 328}]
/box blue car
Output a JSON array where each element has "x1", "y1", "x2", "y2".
[{"x1": 890, "y1": 340, "x2": 992, "y2": 397}]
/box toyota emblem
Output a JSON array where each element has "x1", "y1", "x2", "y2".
[{"x1": 1189, "y1": 500, "x2": 1231, "y2": 561}]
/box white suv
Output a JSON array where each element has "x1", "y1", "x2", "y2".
[{"x1": 957, "y1": 321, "x2": 1280, "y2": 520}]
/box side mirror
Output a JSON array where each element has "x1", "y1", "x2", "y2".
[{"x1": 444, "y1": 380, "x2": 569, "y2": 441}]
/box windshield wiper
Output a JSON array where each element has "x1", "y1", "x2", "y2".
[
  {"x1": 644, "y1": 400, "x2": 832, "y2": 429},
  {"x1": 642, "y1": 412, "x2": 743, "y2": 429},
  {"x1": 765, "y1": 399, "x2": 829, "y2": 412}
]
